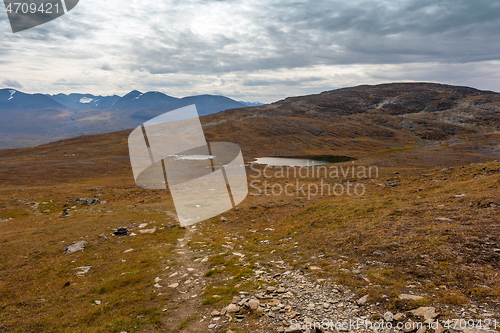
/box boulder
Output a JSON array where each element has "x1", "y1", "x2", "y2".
[
  {"x1": 114, "y1": 227, "x2": 128, "y2": 236},
  {"x1": 226, "y1": 304, "x2": 240, "y2": 313},
  {"x1": 384, "y1": 311, "x2": 394, "y2": 322},
  {"x1": 410, "y1": 307, "x2": 438, "y2": 320},
  {"x1": 64, "y1": 241, "x2": 87, "y2": 254},
  {"x1": 247, "y1": 299, "x2": 260, "y2": 311},
  {"x1": 394, "y1": 313, "x2": 405, "y2": 321},
  {"x1": 357, "y1": 294, "x2": 369, "y2": 305},
  {"x1": 399, "y1": 294, "x2": 423, "y2": 301}
]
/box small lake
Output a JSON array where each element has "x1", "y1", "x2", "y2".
[
  {"x1": 171, "y1": 155, "x2": 215, "y2": 161},
  {"x1": 253, "y1": 156, "x2": 354, "y2": 166},
  {"x1": 254, "y1": 157, "x2": 330, "y2": 166}
]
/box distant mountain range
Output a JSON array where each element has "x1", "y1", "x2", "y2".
[
  {"x1": 49, "y1": 93, "x2": 121, "y2": 110},
  {"x1": 0, "y1": 88, "x2": 253, "y2": 113},
  {"x1": 0, "y1": 88, "x2": 257, "y2": 149}
]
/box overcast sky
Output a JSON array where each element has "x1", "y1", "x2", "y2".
[{"x1": 1, "y1": 0, "x2": 500, "y2": 103}]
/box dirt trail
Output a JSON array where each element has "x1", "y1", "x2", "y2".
[{"x1": 162, "y1": 223, "x2": 209, "y2": 332}]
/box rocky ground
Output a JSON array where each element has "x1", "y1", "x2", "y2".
[{"x1": 143, "y1": 218, "x2": 499, "y2": 333}]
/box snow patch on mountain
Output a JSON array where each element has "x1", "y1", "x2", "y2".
[
  {"x1": 80, "y1": 97, "x2": 93, "y2": 103},
  {"x1": 8, "y1": 90, "x2": 16, "y2": 100}
]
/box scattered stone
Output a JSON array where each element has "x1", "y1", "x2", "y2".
[
  {"x1": 416, "y1": 327, "x2": 427, "y2": 333},
  {"x1": 168, "y1": 283, "x2": 179, "y2": 288},
  {"x1": 60, "y1": 209, "x2": 71, "y2": 218},
  {"x1": 94, "y1": 300, "x2": 101, "y2": 305},
  {"x1": 309, "y1": 266, "x2": 322, "y2": 271},
  {"x1": 74, "y1": 266, "x2": 91, "y2": 276},
  {"x1": 138, "y1": 223, "x2": 148, "y2": 228},
  {"x1": 394, "y1": 313, "x2": 405, "y2": 321},
  {"x1": 226, "y1": 304, "x2": 240, "y2": 313},
  {"x1": 384, "y1": 311, "x2": 394, "y2": 322},
  {"x1": 268, "y1": 299, "x2": 281, "y2": 306},
  {"x1": 463, "y1": 329, "x2": 494, "y2": 333},
  {"x1": 435, "y1": 217, "x2": 453, "y2": 222},
  {"x1": 435, "y1": 322, "x2": 445, "y2": 333},
  {"x1": 211, "y1": 310, "x2": 220, "y2": 316},
  {"x1": 357, "y1": 295, "x2": 369, "y2": 305},
  {"x1": 221, "y1": 217, "x2": 227, "y2": 222},
  {"x1": 403, "y1": 319, "x2": 419, "y2": 333},
  {"x1": 208, "y1": 323, "x2": 216, "y2": 329},
  {"x1": 398, "y1": 294, "x2": 423, "y2": 301},
  {"x1": 248, "y1": 299, "x2": 260, "y2": 311},
  {"x1": 266, "y1": 286, "x2": 277, "y2": 293},
  {"x1": 154, "y1": 283, "x2": 162, "y2": 288},
  {"x1": 154, "y1": 277, "x2": 162, "y2": 283},
  {"x1": 373, "y1": 251, "x2": 386, "y2": 257},
  {"x1": 410, "y1": 307, "x2": 438, "y2": 320},
  {"x1": 123, "y1": 248, "x2": 134, "y2": 253},
  {"x1": 64, "y1": 241, "x2": 87, "y2": 254},
  {"x1": 138, "y1": 228, "x2": 156, "y2": 234},
  {"x1": 80, "y1": 198, "x2": 100, "y2": 206},
  {"x1": 453, "y1": 194, "x2": 467, "y2": 198}
]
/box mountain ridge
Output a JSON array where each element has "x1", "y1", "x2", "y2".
[{"x1": 1, "y1": 82, "x2": 499, "y2": 153}]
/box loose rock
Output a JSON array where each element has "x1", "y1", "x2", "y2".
[
  {"x1": 410, "y1": 307, "x2": 438, "y2": 320},
  {"x1": 64, "y1": 241, "x2": 87, "y2": 254},
  {"x1": 399, "y1": 294, "x2": 423, "y2": 301}
]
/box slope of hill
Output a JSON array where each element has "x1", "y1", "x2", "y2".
[
  {"x1": 201, "y1": 83, "x2": 500, "y2": 158},
  {"x1": 0, "y1": 89, "x2": 65, "y2": 110}
]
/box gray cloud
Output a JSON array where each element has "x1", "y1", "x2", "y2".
[
  {"x1": 122, "y1": 0, "x2": 500, "y2": 77},
  {"x1": 0, "y1": 0, "x2": 499, "y2": 102},
  {"x1": 2, "y1": 78, "x2": 23, "y2": 88}
]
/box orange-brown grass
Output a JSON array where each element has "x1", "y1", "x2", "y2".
[
  {"x1": 0, "y1": 177, "x2": 185, "y2": 332},
  {"x1": 190, "y1": 160, "x2": 500, "y2": 316},
  {"x1": 1, "y1": 126, "x2": 500, "y2": 331}
]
